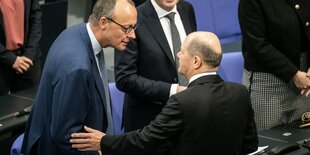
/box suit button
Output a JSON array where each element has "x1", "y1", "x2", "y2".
[
  {"x1": 295, "y1": 4, "x2": 300, "y2": 9},
  {"x1": 306, "y1": 21, "x2": 310, "y2": 27},
  {"x1": 174, "y1": 78, "x2": 177, "y2": 82}
]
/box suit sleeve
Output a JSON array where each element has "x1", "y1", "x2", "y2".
[
  {"x1": 238, "y1": 0, "x2": 298, "y2": 81},
  {"x1": 23, "y1": 0, "x2": 42, "y2": 61},
  {"x1": 241, "y1": 89, "x2": 258, "y2": 154},
  {"x1": 100, "y1": 95, "x2": 183, "y2": 154},
  {"x1": 114, "y1": 39, "x2": 171, "y2": 102},
  {"x1": 51, "y1": 69, "x2": 98, "y2": 155}
]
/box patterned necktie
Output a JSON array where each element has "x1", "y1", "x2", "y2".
[
  {"x1": 96, "y1": 50, "x2": 114, "y2": 135},
  {"x1": 166, "y1": 12, "x2": 188, "y2": 86}
]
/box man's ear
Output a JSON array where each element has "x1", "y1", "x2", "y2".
[
  {"x1": 193, "y1": 55, "x2": 202, "y2": 69},
  {"x1": 99, "y1": 17, "x2": 108, "y2": 30}
]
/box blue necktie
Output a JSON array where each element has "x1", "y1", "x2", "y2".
[
  {"x1": 96, "y1": 50, "x2": 114, "y2": 135},
  {"x1": 166, "y1": 12, "x2": 188, "y2": 86}
]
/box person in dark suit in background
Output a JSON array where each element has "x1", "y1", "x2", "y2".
[
  {"x1": 114, "y1": 0, "x2": 196, "y2": 154},
  {"x1": 0, "y1": 0, "x2": 42, "y2": 96},
  {"x1": 21, "y1": 0, "x2": 137, "y2": 154},
  {"x1": 239, "y1": 0, "x2": 310, "y2": 131},
  {"x1": 133, "y1": 0, "x2": 146, "y2": 6},
  {"x1": 70, "y1": 32, "x2": 258, "y2": 155}
]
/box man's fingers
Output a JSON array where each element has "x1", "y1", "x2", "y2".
[
  {"x1": 71, "y1": 133, "x2": 91, "y2": 139},
  {"x1": 72, "y1": 143, "x2": 91, "y2": 149},
  {"x1": 21, "y1": 62, "x2": 30, "y2": 69},
  {"x1": 84, "y1": 126, "x2": 98, "y2": 133},
  {"x1": 301, "y1": 89, "x2": 305, "y2": 95},
  {"x1": 16, "y1": 68, "x2": 23, "y2": 74},
  {"x1": 19, "y1": 64, "x2": 29, "y2": 72},
  {"x1": 70, "y1": 138, "x2": 95, "y2": 144},
  {"x1": 305, "y1": 90, "x2": 310, "y2": 97},
  {"x1": 78, "y1": 148, "x2": 97, "y2": 151},
  {"x1": 21, "y1": 56, "x2": 33, "y2": 66}
]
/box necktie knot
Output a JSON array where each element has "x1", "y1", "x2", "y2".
[{"x1": 166, "y1": 12, "x2": 176, "y2": 22}]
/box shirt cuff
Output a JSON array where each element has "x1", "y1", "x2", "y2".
[{"x1": 169, "y1": 84, "x2": 178, "y2": 97}]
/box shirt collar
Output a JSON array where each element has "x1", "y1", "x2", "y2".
[
  {"x1": 86, "y1": 23, "x2": 102, "y2": 55},
  {"x1": 189, "y1": 72, "x2": 217, "y2": 84},
  {"x1": 151, "y1": 0, "x2": 178, "y2": 19}
]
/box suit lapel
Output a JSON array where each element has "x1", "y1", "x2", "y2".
[
  {"x1": 177, "y1": 2, "x2": 191, "y2": 35},
  {"x1": 80, "y1": 24, "x2": 107, "y2": 107},
  {"x1": 142, "y1": 1, "x2": 176, "y2": 67}
]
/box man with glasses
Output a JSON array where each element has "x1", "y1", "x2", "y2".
[
  {"x1": 114, "y1": 0, "x2": 196, "y2": 154},
  {"x1": 21, "y1": 0, "x2": 137, "y2": 154}
]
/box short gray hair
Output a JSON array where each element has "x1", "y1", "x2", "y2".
[
  {"x1": 187, "y1": 37, "x2": 222, "y2": 68},
  {"x1": 88, "y1": 0, "x2": 135, "y2": 25}
]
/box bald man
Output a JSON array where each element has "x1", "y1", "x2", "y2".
[{"x1": 70, "y1": 32, "x2": 258, "y2": 155}]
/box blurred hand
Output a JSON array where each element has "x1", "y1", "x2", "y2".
[
  {"x1": 307, "y1": 68, "x2": 310, "y2": 77},
  {"x1": 12, "y1": 56, "x2": 33, "y2": 74},
  {"x1": 301, "y1": 88, "x2": 310, "y2": 97},
  {"x1": 70, "y1": 126, "x2": 105, "y2": 151},
  {"x1": 292, "y1": 71, "x2": 310, "y2": 90},
  {"x1": 177, "y1": 85, "x2": 187, "y2": 93}
]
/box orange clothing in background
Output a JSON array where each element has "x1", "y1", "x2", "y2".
[{"x1": 0, "y1": 0, "x2": 24, "y2": 51}]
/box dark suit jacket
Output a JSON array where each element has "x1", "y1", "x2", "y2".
[
  {"x1": 114, "y1": 0, "x2": 196, "y2": 132},
  {"x1": 239, "y1": 0, "x2": 310, "y2": 81},
  {"x1": 0, "y1": 0, "x2": 42, "y2": 67},
  {"x1": 22, "y1": 23, "x2": 108, "y2": 155},
  {"x1": 100, "y1": 75, "x2": 258, "y2": 155}
]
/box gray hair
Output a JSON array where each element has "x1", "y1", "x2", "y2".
[
  {"x1": 187, "y1": 37, "x2": 222, "y2": 68},
  {"x1": 88, "y1": 0, "x2": 135, "y2": 25}
]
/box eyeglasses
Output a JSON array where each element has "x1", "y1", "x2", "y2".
[{"x1": 106, "y1": 18, "x2": 138, "y2": 35}]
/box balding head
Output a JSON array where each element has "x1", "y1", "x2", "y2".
[
  {"x1": 88, "y1": 0, "x2": 137, "y2": 50},
  {"x1": 89, "y1": 0, "x2": 135, "y2": 25},
  {"x1": 185, "y1": 32, "x2": 222, "y2": 68},
  {"x1": 177, "y1": 32, "x2": 222, "y2": 79}
]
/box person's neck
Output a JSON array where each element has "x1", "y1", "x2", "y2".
[{"x1": 89, "y1": 22, "x2": 108, "y2": 48}]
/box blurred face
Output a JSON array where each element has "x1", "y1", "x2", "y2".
[
  {"x1": 154, "y1": 0, "x2": 179, "y2": 11},
  {"x1": 104, "y1": 2, "x2": 137, "y2": 51},
  {"x1": 177, "y1": 42, "x2": 193, "y2": 78}
]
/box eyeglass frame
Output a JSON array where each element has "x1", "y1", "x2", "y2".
[{"x1": 106, "y1": 17, "x2": 138, "y2": 35}]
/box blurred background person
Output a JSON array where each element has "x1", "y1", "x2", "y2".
[
  {"x1": 114, "y1": 0, "x2": 196, "y2": 154},
  {"x1": 239, "y1": 0, "x2": 310, "y2": 131},
  {"x1": 0, "y1": 0, "x2": 42, "y2": 96},
  {"x1": 133, "y1": 0, "x2": 146, "y2": 6}
]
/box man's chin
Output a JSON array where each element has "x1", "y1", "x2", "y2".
[{"x1": 115, "y1": 46, "x2": 126, "y2": 52}]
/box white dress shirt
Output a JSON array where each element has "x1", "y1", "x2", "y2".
[{"x1": 151, "y1": 0, "x2": 187, "y2": 96}]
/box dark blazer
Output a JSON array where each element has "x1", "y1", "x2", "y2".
[
  {"x1": 239, "y1": 0, "x2": 310, "y2": 81},
  {"x1": 0, "y1": 0, "x2": 42, "y2": 67},
  {"x1": 114, "y1": 0, "x2": 196, "y2": 132},
  {"x1": 22, "y1": 24, "x2": 107, "y2": 155},
  {"x1": 100, "y1": 75, "x2": 258, "y2": 155}
]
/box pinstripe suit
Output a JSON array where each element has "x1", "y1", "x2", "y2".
[{"x1": 239, "y1": 0, "x2": 310, "y2": 131}]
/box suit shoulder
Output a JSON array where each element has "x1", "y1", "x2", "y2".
[
  {"x1": 180, "y1": 0, "x2": 194, "y2": 7},
  {"x1": 179, "y1": 0, "x2": 195, "y2": 10},
  {"x1": 226, "y1": 82, "x2": 248, "y2": 91}
]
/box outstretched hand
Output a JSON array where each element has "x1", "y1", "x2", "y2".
[{"x1": 70, "y1": 126, "x2": 105, "y2": 151}]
